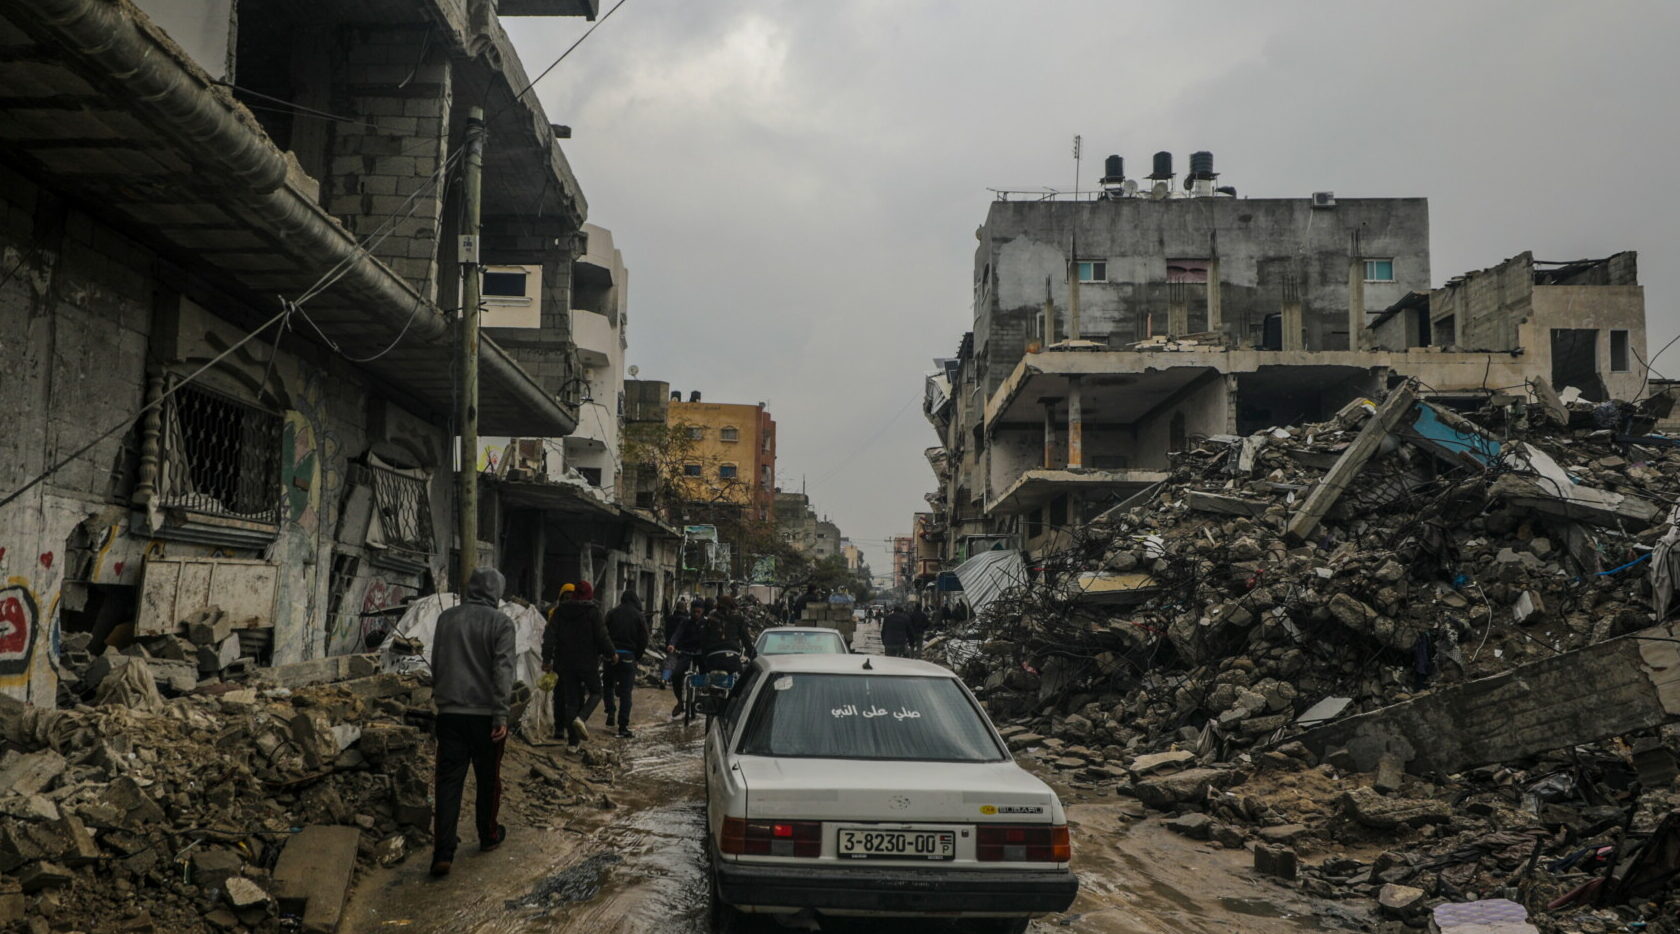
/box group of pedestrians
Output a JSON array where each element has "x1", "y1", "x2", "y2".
[
  {"x1": 540, "y1": 581, "x2": 650, "y2": 747},
  {"x1": 881, "y1": 601, "x2": 932, "y2": 658}
]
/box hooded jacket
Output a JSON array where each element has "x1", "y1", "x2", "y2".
[
  {"x1": 432, "y1": 567, "x2": 518, "y2": 727},
  {"x1": 881, "y1": 608, "x2": 914, "y2": 648},
  {"x1": 543, "y1": 597, "x2": 613, "y2": 672},
  {"x1": 605, "y1": 590, "x2": 650, "y2": 661}
]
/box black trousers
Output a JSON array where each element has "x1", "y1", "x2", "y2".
[
  {"x1": 603, "y1": 658, "x2": 635, "y2": 728},
  {"x1": 669, "y1": 653, "x2": 695, "y2": 702},
  {"x1": 885, "y1": 644, "x2": 911, "y2": 658},
  {"x1": 556, "y1": 666, "x2": 603, "y2": 742},
  {"x1": 432, "y1": 713, "x2": 505, "y2": 860}
]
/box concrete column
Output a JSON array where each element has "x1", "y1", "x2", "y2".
[
  {"x1": 1067, "y1": 377, "x2": 1084, "y2": 469},
  {"x1": 532, "y1": 517, "x2": 546, "y2": 604},
  {"x1": 1042, "y1": 401, "x2": 1056, "y2": 469},
  {"x1": 1206, "y1": 258, "x2": 1222, "y2": 341},
  {"x1": 1282, "y1": 300, "x2": 1305, "y2": 352},
  {"x1": 1224, "y1": 375, "x2": 1240, "y2": 434},
  {"x1": 1348, "y1": 256, "x2": 1366, "y2": 351},
  {"x1": 1167, "y1": 284, "x2": 1188, "y2": 338}
]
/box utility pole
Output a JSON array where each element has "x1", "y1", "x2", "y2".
[{"x1": 456, "y1": 106, "x2": 485, "y2": 589}]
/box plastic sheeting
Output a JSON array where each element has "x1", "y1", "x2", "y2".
[
  {"x1": 951, "y1": 548, "x2": 1027, "y2": 618},
  {"x1": 379, "y1": 594, "x2": 552, "y2": 738}
]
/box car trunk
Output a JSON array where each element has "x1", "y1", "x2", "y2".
[{"x1": 735, "y1": 756, "x2": 1057, "y2": 824}]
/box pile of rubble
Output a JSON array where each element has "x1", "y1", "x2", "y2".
[
  {"x1": 960, "y1": 380, "x2": 1680, "y2": 931},
  {"x1": 0, "y1": 660, "x2": 435, "y2": 933}
]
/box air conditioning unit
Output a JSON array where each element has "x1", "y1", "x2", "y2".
[
  {"x1": 479, "y1": 264, "x2": 542, "y2": 329},
  {"x1": 1311, "y1": 191, "x2": 1337, "y2": 209}
]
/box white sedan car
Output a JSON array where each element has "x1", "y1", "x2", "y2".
[{"x1": 703, "y1": 654, "x2": 1077, "y2": 932}]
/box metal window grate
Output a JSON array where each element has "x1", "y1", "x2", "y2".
[
  {"x1": 158, "y1": 382, "x2": 282, "y2": 523},
  {"x1": 357, "y1": 463, "x2": 434, "y2": 555}
]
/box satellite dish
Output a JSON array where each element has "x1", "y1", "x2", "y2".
[
  {"x1": 628, "y1": 365, "x2": 639, "y2": 377},
  {"x1": 1150, "y1": 181, "x2": 1168, "y2": 200}
]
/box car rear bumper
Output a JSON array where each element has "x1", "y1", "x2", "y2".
[{"x1": 715, "y1": 860, "x2": 1078, "y2": 916}]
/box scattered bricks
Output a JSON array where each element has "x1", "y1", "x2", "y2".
[
  {"x1": 224, "y1": 876, "x2": 270, "y2": 910},
  {"x1": 1341, "y1": 787, "x2": 1453, "y2": 830},
  {"x1": 17, "y1": 860, "x2": 74, "y2": 893},
  {"x1": 1253, "y1": 843, "x2": 1298, "y2": 880},
  {"x1": 0, "y1": 748, "x2": 67, "y2": 797},
  {"x1": 1373, "y1": 753, "x2": 1406, "y2": 794},
  {"x1": 273, "y1": 826, "x2": 361, "y2": 934}
]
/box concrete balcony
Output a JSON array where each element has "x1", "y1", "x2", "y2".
[{"x1": 571, "y1": 308, "x2": 616, "y2": 368}]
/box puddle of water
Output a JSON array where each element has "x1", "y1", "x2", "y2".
[{"x1": 510, "y1": 853, "x2": 625, "y2": 910}]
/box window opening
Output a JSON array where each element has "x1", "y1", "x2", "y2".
[{"x1": 157, "y1": 381, "x2": 282, "y2": 523}]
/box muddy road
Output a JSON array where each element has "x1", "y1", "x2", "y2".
[{"x1": 344, "y1": 684, "x2": 1355, "y2": 934}]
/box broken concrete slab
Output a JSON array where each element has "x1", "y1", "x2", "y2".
[
  {"x1": 1253, "y1": 843, "x2": 1298, "y2": 880},
  {"x1": 1130, "y1": 767, "x2": 1226, "y2": 809},
  {"x1": 1186, "y1": 490, "x2": 1271, "y2": 518},
  {"x1": 1300, "y1": 621, "x2": 1680, "y2": 776},
  {"x1": 1126, "y1": 749, "x2": 1194, "y2": 777},
  {"x1": 17, "y1": 860, "x2": 73, "y2": 893},
  {"x1": 0, "y1": 748, "x2": 67, "y2": 797},
  {"x1": 273, "y1": 825, "x2": 361, "y2": 934},
  {"x1": 1342, "y1": 787, "x2": 1453, "y2": 829},
  {"x1": 1286, "y1": 384, "x2": 1416, "y2": 544}
]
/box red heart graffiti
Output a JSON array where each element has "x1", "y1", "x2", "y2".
[
  {"x1": 38, "y1": 553, "x2": 53, "y2": 569},
  {"x1": 114, "y1": 561, "x2": 126, "y2": 576}
]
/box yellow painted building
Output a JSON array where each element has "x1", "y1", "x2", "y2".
[{"x1": 667, "y1": 400, "x2": 776, "y2": 520}]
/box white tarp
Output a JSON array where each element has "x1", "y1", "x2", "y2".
[
  {"x1": 952, "y1": 548, "x2": 1027, "y2": 618},
  {"x1": 380, "y1": 594, "x2": 552, "y2": 738}
]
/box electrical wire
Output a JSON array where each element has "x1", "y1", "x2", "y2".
[{"x1": 490, "y1": 0, "x2": 636, "y2": 119}]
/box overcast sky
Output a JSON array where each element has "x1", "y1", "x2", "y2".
[{"x1": 505, "y1": 0, "x2": 1680, "y2": 574}]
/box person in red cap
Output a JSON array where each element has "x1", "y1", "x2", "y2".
[{"x1": 541, "y1": 580, "x2": 613, "y2": 749}]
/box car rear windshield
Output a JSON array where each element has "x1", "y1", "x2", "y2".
[
  {"x1": 737, "y1": 673, "x2": 1004, "y2": 762},
  {"x1": 759, "y1": 631, "x2": 847, "y2": 655}
]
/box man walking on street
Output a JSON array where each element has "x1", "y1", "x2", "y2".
[
  {"x1": 542, "y1": 581, "x2": 613, "y2": 750},
  {"x1": 429, "y1": 567, "x2": 515, "y2": 877},
  {"x1": 882, "y1": 604, "x2": 914, "y2": 658},
  {"x1": 909, "y1": 601, "x2": 931, "y2": 655},
  {"x1": 602, "y1": 588, "x2": 649, "y2": 738}
]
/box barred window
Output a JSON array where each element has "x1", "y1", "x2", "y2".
[
  {"x1": 355, "y1": 463, "x2": 435, "y2": 556},
  {"x1": 157, "y1": 382, "x2": 282, "y2": 523}
]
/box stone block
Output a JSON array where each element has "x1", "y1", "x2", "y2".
[
  {"x1": 1373, "y1": 753, "x2": 1406, "y2": 794},
  {"x1": 1166, "y1": 812, "x2": 1213, "y2": 840},
  {"x1": 273, "y1": 826, "x2": 361, "y2": 934},
  {"x1": 1131, "y1": 768, "x2": 1225, "y2": 810},
  {"x1": 191, "y1": 848, "x2": 244, "y2": 889},
  {"x1": 1253, "y1": 843, "x2": 1298, "y2": 880},
  {"x1": 1341, "y1": 787, "x2": 1452, "y2": 829}
]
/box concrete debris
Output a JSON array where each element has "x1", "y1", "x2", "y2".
[
  {"x1": 0, "y1": 673, "x2": 451, "y2": 932},
  {"x1": 947, "y1": 381, "x2": 1680, "y2": 932}
]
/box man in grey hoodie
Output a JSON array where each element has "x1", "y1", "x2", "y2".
[{"x1": 429, "y1": 567, "x2": 516, "y2": 877}]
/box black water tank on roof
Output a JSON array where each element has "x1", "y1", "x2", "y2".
[
  {"x1": 1102, "y1": 154, "x2": 1124, "y2": 180},
  {"x1": 1150, "y1": 151, "x2": 1173, "y2": 179},
  {"x1": 1189, "y1": 151, "x2": 1216, "y2": 179}
]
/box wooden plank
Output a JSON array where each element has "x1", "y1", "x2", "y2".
[
  {"x1": 1186, "y1": 490, "x2": 1271, "y2": 518},
  {"x1": 1286, "y1": 385, "x2": 1416, "y2": 544}
]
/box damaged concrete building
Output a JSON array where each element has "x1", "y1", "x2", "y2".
[
  {"x1": 923, "y1": 153, "x2": 1650, "y2": 567},
  {"x1": 0, "y1": 0, "x2": 617, "y2": 705}
]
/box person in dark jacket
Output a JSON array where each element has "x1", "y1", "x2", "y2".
[
  {"x1": 541, "y1": 581, "x2": 614, "y2": 749},
  {"x1": 601, "y1": 589, "x2": 649, "y2": 737},
  {"x1": 881, "y1": 605, "x2": 914, "y2": 658},
  {"x1": 909, "y1": 603, "x2": 932, "y2": 653},
  {"x1": 664, "y1": 601, "x2": 707, "y2": 718},
  {"x1": 700, "y1": 595, "x2": 752, "y2": 669},
  {"x1": 788, "y1": 584, "x2": 817, "y2": 624},
  {"x1": 429, "y1": 567, "x2": 516, "y2": 876}
]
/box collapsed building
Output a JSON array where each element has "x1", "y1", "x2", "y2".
[{"x1": 922, "y1": 152, "x2": 1649, "y2": 570}]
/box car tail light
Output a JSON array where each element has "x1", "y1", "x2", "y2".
[
  {"x1": 976, "y1": 824, "x2": 1071, "y2": 862},
  {"x1": 719, "y1": 817, "x2": 822, "y2": 857}
]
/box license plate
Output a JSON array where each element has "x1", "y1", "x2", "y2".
[{"x1": 837, "y1": 828, "x2": 955, "y2": 860}]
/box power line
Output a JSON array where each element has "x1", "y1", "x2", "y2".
[{"x1": 492, "y1": 0, "x2": 636, "y2": 119}]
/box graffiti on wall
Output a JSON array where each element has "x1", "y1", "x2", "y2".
[{"x1": 0, "y1": 579, "x2": 41, "y2": 685}]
